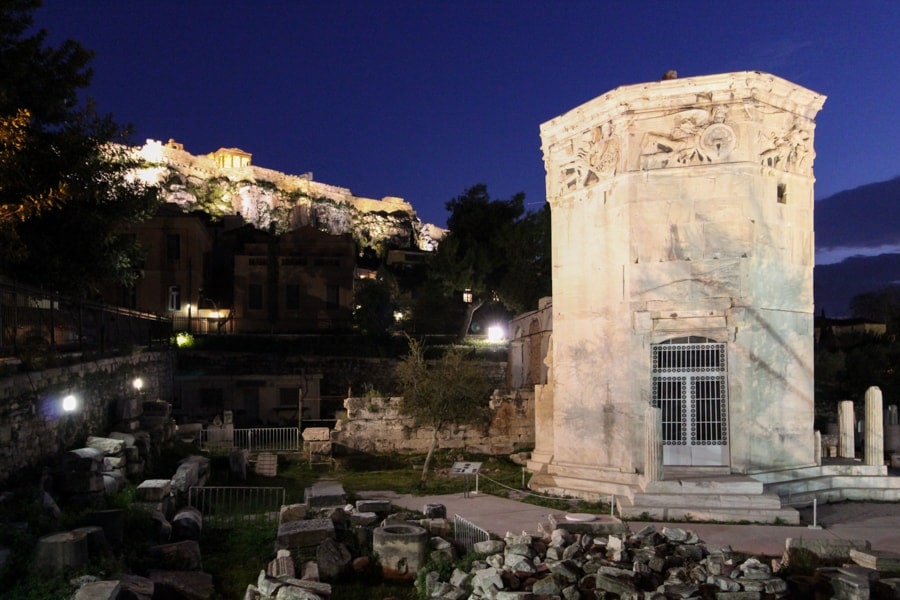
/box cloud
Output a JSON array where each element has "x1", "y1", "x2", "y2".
[{"x1": 816, "y1": 244, "x2": 900, "y2": 265}]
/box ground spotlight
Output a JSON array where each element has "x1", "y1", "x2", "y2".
[{"x1": 61, "y1": 394, "x2": 78, "y2": 413}]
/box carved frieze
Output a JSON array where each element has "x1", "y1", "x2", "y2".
[
  {"x1": 640, "y1": 104, "x2": 736, "y2": 170},
  {"x1": 546, "y1": 121, "x2": 619, "y2": 200},
  {"x1": 759, "y1": 117, "x2": 814, "y2": 175}
]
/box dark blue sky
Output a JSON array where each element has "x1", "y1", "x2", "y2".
[{"x1": 35, "y1": 0, "x2": 900, "y2": 228}]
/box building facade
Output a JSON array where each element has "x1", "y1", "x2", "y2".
[{"x1": 528, "y1": 72, "x2": 826, "y2": 497}]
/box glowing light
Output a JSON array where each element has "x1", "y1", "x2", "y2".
[
  {"x1": 487, "y1": 325, "x2": 505, "y2": 343},
  {"x1": 132, "y1": 377, "x2": 144, "y2": 391},
  {"x1": 62, "y1": 395, "x2": 77, "y2": 412},
  {"x1": 174, "y1": 332, "x2": 194, "y2": 348},
  {"x1": 462, "y1": 289, "x2": 473, "y2": 303},
  {"x1": 393, "y1": 311, "x2": 404, "y2": 322}
]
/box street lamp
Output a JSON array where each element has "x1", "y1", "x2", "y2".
[{"x1": 462, "y1": 289, "x2": 473, "y2": 303}]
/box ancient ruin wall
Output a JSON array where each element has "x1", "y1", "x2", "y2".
[
  {"x1": 333, "y1": 393, "x2": 535, "y2": 456},
  {"x1": 0, "y1": 353, "x2": 173, "y2": 484}
]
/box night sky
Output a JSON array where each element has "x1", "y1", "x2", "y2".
[{"x1": 34, "y1": 1, "x2": 900, "y2": 229}]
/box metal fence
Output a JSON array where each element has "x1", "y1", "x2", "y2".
[
  {"x1": 0, "y1": 280, "x2": 171, "y2": 358},
  {"x1": 199, "y1": 427, "x2": 301, "y2": 453},
  {"x1": 188, "y1": 486, "x2": 285, "y2": 528},
  {"x1": 453, "y1": 513, "x2": 491, "y2": 551}
]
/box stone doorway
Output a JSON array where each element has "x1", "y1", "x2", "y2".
[{"x1": 651, "y1": 338, "x2": 728, "y2": 467}]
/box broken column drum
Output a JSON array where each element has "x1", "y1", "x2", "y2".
[
  {"x1": 529, "y1": 71, "x2": 826, "y2": 498},
  {"x1": 372, "y1": 524, "x2": 428, "y2": 581}
]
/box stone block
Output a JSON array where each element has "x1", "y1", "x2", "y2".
[
  {"x1": 279, "y1": 503, "x2": 308, "y2": 524},
  {"x1": 850, "y1": 548, "x2": 900, "y2": 572},
  {"x1": 255, "y1": 452, "x2": 278, "y2": 477},
  {"x1": 304, "y1": 480, "x2": 345, "y2": 509},
  {"x1": 63, "y1": 447, "x2": 104, "y2": 473},
  {"x1": 276, "y1": 518, "x2": 335, "y2": 552},
  {"x1": 147, "y1": 570, "x2": 213, "y2": 600},
  {"x1": 148, "y1": 540, "x2": 202, "y2": 571},
  {"x1": 350, "y1": 512, "x2": 379, "y2": 527},
  {"x1": 87, "y1": 436, "x2": 126, "y2": 456},
  {"x1": 108, "y1": 432, "x2": 136, "y2": 447},
  {"x1": 172, "y1": 507, "x2": 203, "y2": 542},
  {"x1": 171, "y1": 455, "x2": 209, "y2": 494},
  {"x1": 72, "y1": 580, "x2": 121, "y2": 600},
  {"x1": 302, "y1": 427, "x2": 331, "y2": 442},
  {"x1": 356, "y1": 499, "x2": 392, "y2": 514},
  {"x1": 136, "y1": 479, "x2": 172, "y2": 502},
  {"x1": 33, "y1": 530, "x2": 90, "y2": 573},
  {"x1": 786, "y1": 538, "x2": 871, "y2": 561}
]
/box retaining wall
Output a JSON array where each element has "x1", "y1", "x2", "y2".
[{"x1": 0, "y1": 352, "x2": 173, "y2": 484}]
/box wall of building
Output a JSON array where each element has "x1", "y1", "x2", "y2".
[
  {"x1": 333, "y1": 392, "x2": 534, "y2": 456},
  {"x1": 0, "y1": 352, "x2": 173, "y2": 485},
  {"x1": 532, "y1": 72, "x2": 825, "y2": 497}
]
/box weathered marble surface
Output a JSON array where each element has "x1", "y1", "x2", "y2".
[{"x1": 530, "y1": 72, "x2": 825, "y2": 497}]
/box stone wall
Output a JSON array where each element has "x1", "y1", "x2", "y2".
[
  {"x1": 0, "y1": 352, "x2": 173, "y2": 485},
  {"x1": 332, "y1": 392, "x2": 534, "y2": 456}
]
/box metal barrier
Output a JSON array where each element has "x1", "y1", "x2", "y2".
[
  {"x1": 188, "y1": 486, "x2": 285, "y2": 528},
  {"x1": 199, "y1": 427, "x2": 301, "y2": 453},
  {"x1": 454, "y1": 513, "x2": 491, "y2": 551},
  {"x1": 0, "y1": 279, "x2": 171, "y2": 357}
]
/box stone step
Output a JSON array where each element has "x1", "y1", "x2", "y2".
[
  {"x1": 617, "y1": 499, "x2": 799, "y2": 525},
  {"x1": 753, "y1": 463, "x2": 887, "y2": 485},
  {"x1": 647, "y1": 476, "x2": 763, "y2": 495},
  {"x1": 628, "y1": 492, "x2": 783, "y2": 510}
]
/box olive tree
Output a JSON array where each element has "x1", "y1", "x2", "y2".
[{"x1": 395, "y1": 336, "x2": 491, "y2": 486}]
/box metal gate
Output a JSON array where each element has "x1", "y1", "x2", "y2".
[{"x1": 651, "y1": 340, "x2": 728, "y2": 466}]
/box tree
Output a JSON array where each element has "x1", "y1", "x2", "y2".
[
  {"x1": 395, "y1": 336, "x2": 491, "y2": 486},
  {"x1": 850, "y1": 285, "x2": 900, "y2": 334},
  {"x1": 0, "y1": 0, "x2": 159, "y2": 296},
  {"x1": 431, "y1": 184, "x2": 550, "y2": 337}
]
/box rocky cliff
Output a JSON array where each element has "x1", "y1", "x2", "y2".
[{"x1": 132, "y1": 139, "x2": 444, "y2": 253}]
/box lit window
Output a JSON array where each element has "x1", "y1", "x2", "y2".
[{"x1": 167, "y1": 285, "x2": 181, "y2": 311}]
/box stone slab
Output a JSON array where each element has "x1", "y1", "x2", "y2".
[
  {"x1": 850, "y1": 548, "x2": 900, "y2": 572},
  {"x1": 255, "y1": 452, "x2": 278, "y2": 477},
  {"x1": 277, "y1": 518, "x2": 335, "y2": 551}
]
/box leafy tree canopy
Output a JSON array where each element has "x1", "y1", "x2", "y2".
[
  {"x1": 0, "y1": 0, "x2": 159, "y2": 296},
  {"x1": 431, "y1": 184, "x2": 550, "y2": 336}
]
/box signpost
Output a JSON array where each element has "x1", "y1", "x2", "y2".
[{"x1": 450, "y1": 461, "x2": 482, "y2": 498}]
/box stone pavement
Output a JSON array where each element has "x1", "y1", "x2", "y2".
[{"x1": 387, "y1": 491, "x2": 900, "y2": 558}]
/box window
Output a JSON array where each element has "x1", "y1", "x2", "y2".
[
  {"x1": 166, "y1": 234, "x2": 181, "y2": 261},
  {"x1": 248, "y1": 284, "x2": 264, "y2": 311},
  {"x1": 285, "y1": 284, "x2": 300, "y2": 310},
  {"x1": 777, "y1": 183, "x2": 787, "y2": 204},
  {"x1": 167, "y1": 285, "x2": 181, "y2": 311},
  {"x1": 326, "y1": 284, "x2": 340, "y2": 309}
]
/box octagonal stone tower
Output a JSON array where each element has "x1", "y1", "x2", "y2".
[{"x1": 528, "y1": 72, "x2": 826, "y2": 499}]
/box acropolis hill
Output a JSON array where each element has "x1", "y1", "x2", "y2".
[{"x1": 134, "y1": 139, "x2": 444, "y2": 252}]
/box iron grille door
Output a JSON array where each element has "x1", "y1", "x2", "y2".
[{"x1": 652, "y1": 341, "x2": 728, "y2": 465}]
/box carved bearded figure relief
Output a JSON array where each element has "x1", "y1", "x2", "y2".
[
  {"x1": 759, "y1": 117, "x2": 814, "y2": 174},
  {"x1": 550, "y1": 121, "x2": 619, "y2": 197}
]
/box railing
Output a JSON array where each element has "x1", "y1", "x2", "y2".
[
  {"x1": 188, "y1": 486, "x2": 285, "y2": 528},
  {"x1": 0, "y1": 279, "x2": 172, "y2": 358},
  {"x1": 199, "y1": 427, "x2": 301, "y2": 453},
  {"x1": 454, "y1": 514, "x2": 491, "y2": 551}
]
